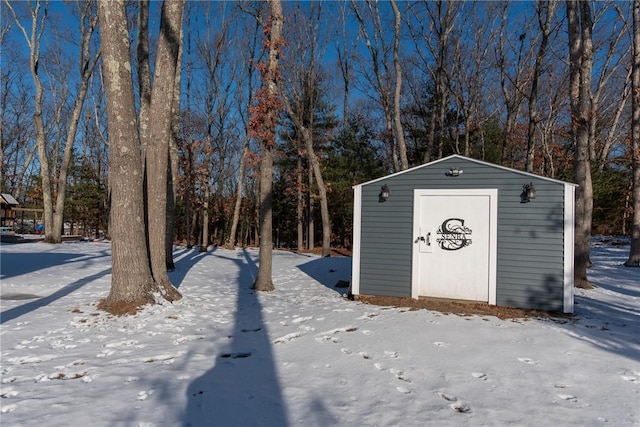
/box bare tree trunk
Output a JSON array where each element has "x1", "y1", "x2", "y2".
[
  {"x1": 281, "y1": 97, "x2": 332, "y2": 256},
  {"x1": 5, "y1": 1, "x2": 52, "y2": 241},
  {"x1": 425, "y1": 107, "x2": 436, "y2": 163},
  {"x1": 185, "y1": 146, "x2": 193, "y2": 248},
  {"x1": 567, "y1": 0, "x2": 594, "y2": 288},
  {"x1": 137, "y1": 0, "x2": 151, "y2": 162},
  {"x1": 228, "y1": 32, "x2": 260, "y2": 249},
  {"x1": 497, "y1": 1, "x2": 530, "y2": 166},
  {"x1": 6, "y1": 1, "x2": 100, "y2": 243},
  {"x1": 144, "y1": 0, "x2": 183, "y2": 301},
  {"x1": 598, "y1": 67, "x2": 632, "y2": 169},
  {"x1": 336, "y1": 1, "x2": 353, "y2": 125},
  {"x1": 297, "y1": 150, "x2": 304, "y2": 251},
  {"x1": 625, "y1": 0, "x2": 640, "y2": 267},
  {"x1": 253, "y1": 0, "x2": 283, "y2": 292},
  {"x1": 98, "y1": 0, "x2": 157, "y2": 312},
  {"x1": 255, "y1": 139, "x2": 274, "y2": 289},
  {"x1": 166, "y1": 20, "x2": 183, "y2": 271},
  {"x1": 390, "y1": 0, "x2": 408, "y2": 170},
  {"x1": 303, "y1": 127, "x2": 331, "y2": 256},
  {"x1": 526, "y1": 0, "x2": 556, "y2": 173},
  {"x1": 228, "y1": 141, "x2": 249, "y2": 249},
  {"x1": 201, "y1": 184, "x2": 210, "y2": 252},
  {"x1": 308, "y1": 168, "x2": 315, "y2": 250},
  {"x1": 351, "y1": 0, "x2": 399, "y2": 171}
]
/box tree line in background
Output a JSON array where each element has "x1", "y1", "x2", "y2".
[{"x1": 1, "y1": 0, "x2": 638, "y2": 310}]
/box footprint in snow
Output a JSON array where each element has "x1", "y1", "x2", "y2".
[
  {"x1": 49, "y1": 341, "x2": 77, "y2": 350},
  {"x1": 621, "y1": 375, "x2": 637, "y2": 383},
  {"x1": 384, "y1": 350, "x2": 398, "y2": 359},
  {"x1": 390, "y1": 368, "x2": 411, "y2": 382},
  {"x1": 241, "y1": 328, "x2": 262, "y2": 333},
  {"x1": 437, "y1": 391, "x2": 457, "y2": 402},
  {"x1": 517, "y1": 357, "x2": 537, "y2": 365},
  {"x1": 314, "y1": 326, "x2": 357, "y2": 344},
  {"x1": 141, "y1": 353, "x2": 182, "y2": 364},
  {"x1": 274, "y1": 332, "x2": 304, "y2": 344},
  {"x1": 137, "y1": 390, "x2": 154, "y2": 401},
  {"x1": 220, "y1": 352, "x2": 252, "y2": 359},
  {"x1": 316, "y1": 326, "x2": 358, "y2": 336},
  {"x1": 173, "y1": 335, "x2": 205, "y2": 345},
  {"x1": 433, "y1": 341, "x2": 448, "y2": 348},
  {"x1": 450, "y1": 402, "x2": 471, "y2": 413},
  {"x1": 437, "y1": 391, "x2": 471, "y2": 413},
  {"x1": 104, "y1": 340, "x2": 139, "y2": 349},
  {"x1": 557, "y1": 394, "x2": 577, "y2": 402},
  {"x1": 620, "y1": 370, "x2": 639, "y2": 383},
  {"x1": 357, "y1": 313, "x2": 379, "y2": 321},
  {"x1": 315, "y1": 335, "x2": 341, "y2": 344},
  {"x1": 396, "y1": 386, "x2": 411, "y2": 394},
  {"x1": 7, "y1": 354, "x2": 58, "y2": 365},
  {"x1": 97, "y1": 349, "x2": 116, "y2": 358},
  {"x1": 472, "y1": 372, "x2": 487, "y2": 380},
  {"x1": 0, "y1": 389, "x2": 19, "y2": 398},
  {"x1": 1, "y1": 403, "x2": 17, "y2": 413}
]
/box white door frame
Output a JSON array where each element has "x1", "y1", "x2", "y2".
[{"x1": 411, "y1": 188, "x2": 498, "y2": 304}]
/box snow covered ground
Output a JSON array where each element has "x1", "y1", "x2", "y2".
[{"x1": 0, "y1": 238, "x2": 638, "y2": 426}]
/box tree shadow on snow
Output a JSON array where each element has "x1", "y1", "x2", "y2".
[
  {"x1": 567, "y1": 292, "x2": 640, "y2": 363},
  {"x1": 168, "y1": 246, "x2": 218, "y2": 289},
  {"x1": 296, "y1": 255, "x2": 352, "y2": 295},
  {"x1": 182, "y1": 248, "x2": 289, "y2": 426},
  {"x1": 0, "y1": 248, "x2": 111, "y2": 281},
  {"x1": 0, "y1": 267, "x2": 111, "y2": 324},
  {"x1": 560, "y1": 244, "x2": 640, "y2": 362}
]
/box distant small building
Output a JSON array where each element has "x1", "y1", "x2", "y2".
[
  {"x1": 0, "y1": 193, "x2": 19, "y2": 227},
  {"x1": 351, "y1": 155, "x2": 576, "y2": 314}
]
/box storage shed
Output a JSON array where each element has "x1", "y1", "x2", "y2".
[
  {"x1": 1, "y1": 193, "x2": 19, "y2": 227},
  {"x1": 351, "y1": 155, "x2": 575, "y2": 313}
]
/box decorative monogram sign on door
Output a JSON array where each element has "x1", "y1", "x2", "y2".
[{"x1": 436, "y1": 218, "x2": 472, "y2": 251}]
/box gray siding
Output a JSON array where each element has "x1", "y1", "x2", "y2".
[{"x1": 358, "y1": 157, "x2": 567, "y2": 312}]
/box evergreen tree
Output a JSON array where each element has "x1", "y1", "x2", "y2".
[{"x1": 325, "y1": 111, "x2": 387, "y2": 248}]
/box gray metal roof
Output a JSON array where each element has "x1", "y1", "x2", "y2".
[{"x1": 353, "y1": 154, "x2": 578, "y2": 189}]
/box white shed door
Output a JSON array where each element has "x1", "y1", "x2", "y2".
[{"x1": 412, "y1": 190, "x2": 496, "y2": 302}]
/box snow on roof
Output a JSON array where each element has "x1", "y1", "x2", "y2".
[{"x1": 1, "y1": 193, "x2": 19, "y2": 205}]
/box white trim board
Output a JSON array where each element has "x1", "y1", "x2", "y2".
[
  {"x1": 563, "y1": 184, "x2": 575, "y2": 313},
  {"x1": 351, "y1": 185, "x2": 362, "y2": 296}
]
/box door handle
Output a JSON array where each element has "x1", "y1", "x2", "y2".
[{"x1": 426, "y1": 232, "x2": 431, "y2": 246}]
